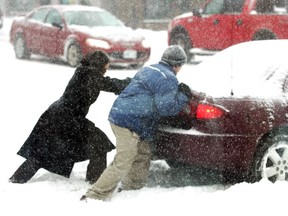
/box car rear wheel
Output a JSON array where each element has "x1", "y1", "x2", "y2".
[
  {"x1": 14, "y1": 35, "x2": 31, "y2": 59},
  {"x1": 250, "y1": 134, "x2": 288, "y2": 183},
  {"x1": 170, "y1": 32, "x2": 193, "y2": 62},
  {"x1": 66, "y1": 43, "x2": 82, "y2": 67},
  {"x1": 252, "y1": 30, "x2": 276, "y2": 41}
]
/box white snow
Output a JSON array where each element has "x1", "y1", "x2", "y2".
[
  {"x1": 1, "y1": 17, "x2": 288, "y2": 216},
  {"x1": 71, "y1": 25, "x2": 145, "y2": 42},
  {"x1": 178, "y1": 39, "x2": 288, "y2": 98}
]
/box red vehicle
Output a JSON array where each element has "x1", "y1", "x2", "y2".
[
  {"x1": 168, "y1": 0, "x2": 288, "y2": 61},
  {"x1": 154, "y1": 39, "x2": 288, "y2": 183},
  {"x1": 9, "y1": 5, "x2": 150, "y2": 67}
]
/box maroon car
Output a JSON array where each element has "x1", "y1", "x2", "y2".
[
  {"x1": 168, "y1": 0, "x2": 288, "y2": 63},
  {"x1": 154, "y1": 39, "x2": 288, "y2": 183},
  {"x1": 9, "y1": 5, "x2": 150, "y2": 67}
]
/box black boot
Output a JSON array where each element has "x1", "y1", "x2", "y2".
[
  {"x1": 9, "y1": 159, "x2": 41, "y2": 184},
  {"x1": 86, "y1": 154, "x2": 107, "y2": 184}
]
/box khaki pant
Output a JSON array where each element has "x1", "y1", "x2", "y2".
[{"x1": 84, "y1": 123, "x2": 151, "y2": 200}]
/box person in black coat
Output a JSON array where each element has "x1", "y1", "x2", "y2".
[{"x1": 9, "y1": 50, "x2": 131, "y2": 184}]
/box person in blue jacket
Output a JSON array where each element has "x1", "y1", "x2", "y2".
[{"x1": 81, "y1": 45, "x2": 192, "y2": 201}]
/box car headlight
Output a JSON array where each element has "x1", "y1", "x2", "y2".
[
  {"x1": 86, "y1": 38, "x2": 111, "y2": 49},
  {"x1": 141, "y1": 38, "x2": 150, "y2": 48}
]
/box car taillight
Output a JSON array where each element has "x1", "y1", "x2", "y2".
[{"x1": 196, "y1": 103, "x2": 224, "y2": 119}]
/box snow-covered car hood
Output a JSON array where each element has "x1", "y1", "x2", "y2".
[{"x1": 69, "y1": 25, "x2": 144, "y2": 43}]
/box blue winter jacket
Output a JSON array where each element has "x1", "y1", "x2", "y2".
[{"x1": 108, "y1": 61, "x2": 189, "y2": 141}]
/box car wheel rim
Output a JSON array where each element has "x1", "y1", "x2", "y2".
[
  {"x1": 15, "y1": 37, "x2": 25, "y2": 58},
  {"x1": 261, "y1": 142, "x2": 288, "y2": 182},
  {"x1": 67, "y1": 44, "x2": 81, "y2": 67}
]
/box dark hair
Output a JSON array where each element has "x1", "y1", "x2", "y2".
[{"x1": 81, "y1": 50, "x2": 110, "y2": 70}]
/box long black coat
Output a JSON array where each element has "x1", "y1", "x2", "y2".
[{"x1": 17, "y1": 66, "x2": 130, "y2": 177}]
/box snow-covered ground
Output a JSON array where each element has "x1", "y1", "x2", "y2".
[{"x1": 1, "y1": 17, "x2": 288, "y2": 216}]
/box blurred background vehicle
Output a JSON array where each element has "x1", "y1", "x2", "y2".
[
  {"x1": 154, "y1": 39, "x2": 288, "y2": 184},
  {"x1": 0, "y1": 0, "x2": 199, "y2": 30},
  {"x1": 168, "y1": 0, "x2": 288, "y2": 63},
  {"x1": 9, "y1": 4, "x2": 151, "y2": 67}
]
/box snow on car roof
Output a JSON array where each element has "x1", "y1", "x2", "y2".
[
  {"x1": 52, "y1": 5, "x2": 104, "y2": 12},
  {"x1": 33, "y1": 4, "x2": 104, "y2": 13},
  {"x1": 179, "y1": 40, "x2": 288, "y2": 98}
]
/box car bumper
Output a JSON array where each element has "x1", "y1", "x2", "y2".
[
  {"x1": 83, "y1": 46, "x2": 150, "y2": 66},
  {"x1": 154, "y1": 127, "x2": 257, "y2": 173}
]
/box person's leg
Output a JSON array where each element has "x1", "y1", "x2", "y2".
[
  {"x1": 86, "y1": 153, "x2": 107, "y2": 184},
  {"x1": 83, "y1": 123, "x2": 139, "y2": 200},
  {"x1": 87, "y1": 123, "x2": 115, "y2": 153},
  {"x1": 9, "y1": 158, "x2": 41, "y2": 184},
  {"x1": 85, "y1": 126, "x2": 111, "y2": 184},
  {"x1": 121, "y1": 140, "x2": 151, "y2": 190}
]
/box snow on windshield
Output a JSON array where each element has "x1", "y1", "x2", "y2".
[
  {"x1": 68, "y1": 25, "x2": 143, "y2": 42},
  {"x1": 63, "y1": 10, "x2": 143, "y2": 42},
  {"x1": 178, "y1": 40, "x2": 288, "y2": 98},
  {"x1": 63, "y1": 10, "x2": 124, "y2": 27}
]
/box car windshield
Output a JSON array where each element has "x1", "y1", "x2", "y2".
[{"x1": 63, "y1": 10, "x2": 124, "y2": 27}]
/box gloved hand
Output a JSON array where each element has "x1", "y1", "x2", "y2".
[
  {"x1": 114, "y1": 77, "x2": 132, "y2": 95},
  {"x1": 178, "y1": 82, "x2": 192, "y2": 99}
]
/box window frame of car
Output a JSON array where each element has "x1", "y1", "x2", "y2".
[
  {"x1": 45, "y1": 9, "x2": 63, "y2": 29},
  {"x1": 203, "y1": 0, "x2": 245, "y2": 15}
]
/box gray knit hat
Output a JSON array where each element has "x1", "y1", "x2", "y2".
[{"x1": 161, "y1": 45, "x2": 187, "y2": 66}]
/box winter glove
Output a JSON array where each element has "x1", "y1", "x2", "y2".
[
  {"x1": 178, "y1": 82, "x2": 192, "y2": 99},
  {"x1": 123, "y1": 77, "x2": 132, "y2": 84},
  {"x1": 114, "y1": 77, "x2": 132, "y2": 95}
]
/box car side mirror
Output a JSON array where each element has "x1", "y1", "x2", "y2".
[
  {"x1": 192, "y1": 8, "x2": 201, "y2": 17},
  {"x1": 52, "y1": 22, "x2": 63, "y2": 30}
]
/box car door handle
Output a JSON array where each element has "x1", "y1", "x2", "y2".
[
  {"x1": 236, "y1": 19, "x2": 243, "y2": 26},
  {"x1": 213, "y1": 19, "x2": 219, "y2": 25}
]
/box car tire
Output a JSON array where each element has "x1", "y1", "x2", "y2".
[
  {"x1": 14, "y1": 35, "x2": 31, "y2": 59},
  {"x1": 170, "y1": 31, "x2": 193, "y2": 62},
  {"x1": 66, "y1": 43, "x2": 82, "y2": 67},
  {"x1": 252, "y1": 30, "x2": 276, "y2": 41},
  {"x1": 249, "y1": 134, "x2": 288, "y2": 183}
]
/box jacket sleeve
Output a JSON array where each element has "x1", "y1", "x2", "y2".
[
  {"x1": 101, "y1": 76, "x2": 131, "y2": 95},
  {"x1": 146, "y1": 70, "x2": 189, "y2": 117}
]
